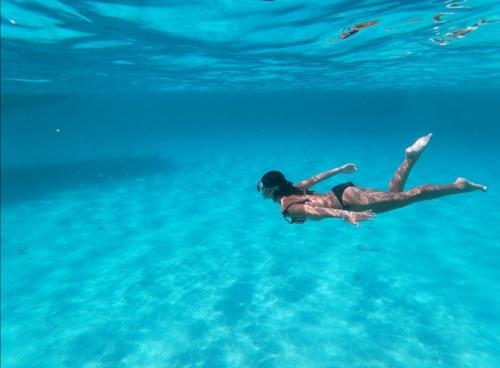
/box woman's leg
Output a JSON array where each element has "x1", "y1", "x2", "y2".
[
  {"x1": 344, "y1": 178, "x2": 487, "y2": 213},
  {"x1": 389, "y1": 133, "x2": 433, "y2": 192}
]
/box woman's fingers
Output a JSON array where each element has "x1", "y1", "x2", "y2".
[
  {"x1": 343, "y1": 163, "x2": 357, "y2": 173},
  {"x1": 358, "y1": 211, "x2": 375, "y2": 222},
  {"x1": 347, "y1": 211, "x2": 375, "y2": 226}
]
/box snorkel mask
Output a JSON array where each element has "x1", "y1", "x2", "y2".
[
  {"x1": 256, "y1": 181, "x2": 281, "y2": 192},
  {"x1": 257, "y1": 170, "x2": 287, "y2": 193}
]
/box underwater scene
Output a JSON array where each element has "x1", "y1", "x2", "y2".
[{"x1": 2, "y1": 1, "x2": 500, "y2": 367}]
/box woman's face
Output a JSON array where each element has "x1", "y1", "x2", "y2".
[
  {"x1": 261, "y1": 187, "x2": 274, "y2": 199},
  {"x1": 257, "y1": 181, "x2": 275, "y2": 200}
]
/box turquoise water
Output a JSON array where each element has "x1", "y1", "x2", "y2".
[
  {"x1": 1, "y1": 0, "x2": 500, "y2": 92},
  {"x1": 2, "y1": 1, "x2": 500, "y2": 368}
]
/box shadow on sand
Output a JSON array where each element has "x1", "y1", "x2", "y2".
[{"x1": 1, "y1": 156, "x2": 172, "y2": 205}]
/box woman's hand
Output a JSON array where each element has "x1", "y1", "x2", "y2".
[
  {"x1": 341, "y1": 163, "x2": 357, "y2": 173},
  {"x1": 344, "y1": 210, "x2": 374, "y2": 227}
]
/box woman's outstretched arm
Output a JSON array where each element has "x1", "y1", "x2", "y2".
[
  {"x1": 287, "y1": 203, "x2": 374, "y2": 226},
  {"x1": 295, "y1": 163, "x2": 357, "y2": 189}
]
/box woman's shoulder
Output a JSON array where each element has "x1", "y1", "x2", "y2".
[{"x1": 280, "y1": 194, "x2": 312, "y2": 207}]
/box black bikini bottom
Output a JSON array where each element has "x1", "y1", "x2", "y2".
[{"x1": 331, "y1": 182, "x2": 356, "y2": 210}]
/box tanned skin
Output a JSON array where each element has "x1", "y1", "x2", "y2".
[{"x1": 261, "y1": 134, "x2": 487, "y2": 226}]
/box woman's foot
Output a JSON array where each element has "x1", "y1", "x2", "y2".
[
  {"x1": 405, "y1": 133, "x2": 433, "y2": 159},
  {"x1": 455, "y1": 177, "x2": 487, "y2": 192}
]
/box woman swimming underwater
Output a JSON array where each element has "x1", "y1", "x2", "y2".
[{"x1": 257, "y1": 134, "x2": 487, "y2": 226}]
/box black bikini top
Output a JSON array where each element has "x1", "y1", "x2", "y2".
[{"x1": 282, "y1": 199, "x2": 311, "y2": 224}]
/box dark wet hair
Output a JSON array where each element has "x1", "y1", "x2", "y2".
[
  {"x1": 261, "y1": 170, "x2": 288, "y2": 187},
  {"x1": 260, "y1": 170, "x2": 311, "y2": 200},
  {"x1": 272, "y1": 183, "x2": 307, "y2": 201}
]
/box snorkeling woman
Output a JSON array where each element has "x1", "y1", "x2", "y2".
[{"x1": 257, "y1": 134, "x2": 487, "y2": 226}]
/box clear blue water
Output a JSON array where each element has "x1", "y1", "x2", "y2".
[
  {"x1": 2, "y1": 1, "x2": 500, "y2": 368},
  {"x1": 1, "y1": 0, "x2": 500, "y2": 92}
]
